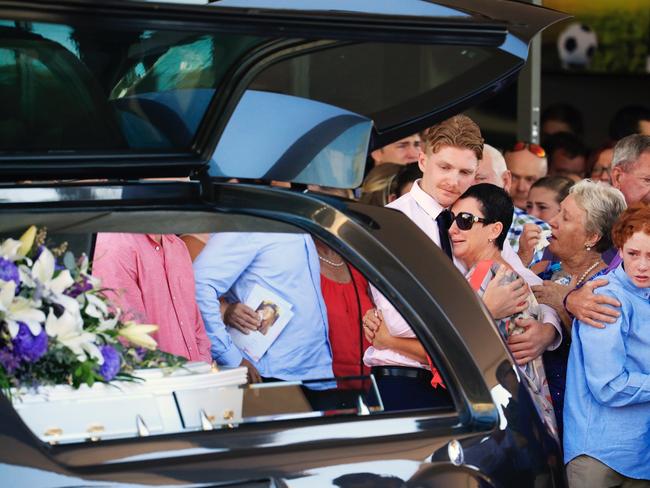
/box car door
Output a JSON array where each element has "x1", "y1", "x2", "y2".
[{"x1": 0, "y1": 1, "x2": 568, "y2": 486}]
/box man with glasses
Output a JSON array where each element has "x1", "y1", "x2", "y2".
[
  {"x1": 505, "y1": 142, "x2": 552, "y2": 266},
  {"x1": 589, "y1": 145, "x2": 614, "y2": 184},
  {"x1": 566, "y1": 134, "x2": 650, "y2": 328}
]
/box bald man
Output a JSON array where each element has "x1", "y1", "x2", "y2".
[{"x1": 475, "y1": 145, "x2": 550, "y2": 265}]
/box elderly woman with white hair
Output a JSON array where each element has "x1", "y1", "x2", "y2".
[{"x1": 530, "y1": 179, "x2": 627, "y2": 435}]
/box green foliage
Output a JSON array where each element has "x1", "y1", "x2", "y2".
[{"x1": 585, "y1": 11, "x2": 650, "y2": 73}]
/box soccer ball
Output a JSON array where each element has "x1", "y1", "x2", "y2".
[{"x1": 557, "y1": 22, "x2": 598, "y2": 70}]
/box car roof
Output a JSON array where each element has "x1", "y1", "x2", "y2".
[{"x1": 0, "y1": 0, "x2": 568, "y2": 184}]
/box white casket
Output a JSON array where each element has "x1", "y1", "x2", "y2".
[{"x1": 11, "y1": 362, "x2": 247, "y2": 444}]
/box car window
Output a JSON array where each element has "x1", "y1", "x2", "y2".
[
  {"x1": 209, "y1": 42, "x2": 520, "y2": 187},
  {"x1": 0, "y1": 19, "x2": 265, "y2": 152},
  {"x1": 4, "y1": 224, "x2": 455, "y2": 446},
  {"x1": 249, "y1": 42, "x2": 518, "y2": 132}
]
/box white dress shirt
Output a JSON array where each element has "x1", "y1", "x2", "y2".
[{"x1": 364, "y1": 180, "x2": 561, "y2": 368}]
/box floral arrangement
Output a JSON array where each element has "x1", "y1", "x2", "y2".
[{"x1": 0, "y1": 227, "x2": 185, "y2": 395}]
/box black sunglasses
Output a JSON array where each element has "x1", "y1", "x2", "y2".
[{"x1": 451, "y1": 211, "x2": 491, "y2": 230}]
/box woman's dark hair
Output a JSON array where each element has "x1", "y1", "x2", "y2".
[
  {"x1": 530, "y1": 175, "x2": 575, "y2": 204},
  {"x1": 458, "y1": 183, "x2": 513, "y2": 250},
  {"x1": 394, "y1": 162, "x2": 423, "y2": 198}
]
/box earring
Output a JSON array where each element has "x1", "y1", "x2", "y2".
[
  {"x1": 488, "y1": 238, "x2": 494, "y2": 243},
  {"x1": 584, "y1": 244, "x2": 592, "y2": 251}
]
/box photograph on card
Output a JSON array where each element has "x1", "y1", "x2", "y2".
[{"x1": 228, "y1": 284, "x2": 294, "y2": 362}]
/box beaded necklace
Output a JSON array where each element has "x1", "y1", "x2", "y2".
[{"x1": 318, "y1": 254, "x2": 345, "y2": 267}]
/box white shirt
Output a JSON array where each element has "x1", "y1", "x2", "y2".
[{"x1": 364, "y1": 180, "x2": 561, "y2": 368}]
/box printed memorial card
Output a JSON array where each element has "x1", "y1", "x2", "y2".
[{"x1": 228, "y1": 284, "x2": 294, "y2": 361}]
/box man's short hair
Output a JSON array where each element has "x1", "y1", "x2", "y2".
[
  {"x1": 544, "y1": 131, "x2": 587, "y2": 162},
  {"x1": 421, "y1": 114, "x2": 483, "y2": 160},
  {"x1": 611, "y1": 134, "x2": 650, "y2": 171},
  {"x1": 609, "y1": 105, "x2": 650, "y2": 141},
  {"x1": 541, "y1": 103, "x2": 583, "y2": 136}
]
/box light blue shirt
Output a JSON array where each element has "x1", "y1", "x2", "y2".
[
  {"x1": 193, "y1": 233, "x2": 333, "y2": 381},
  {"x1": 564, "y1": 264, "x2": 650, "y2": 479}
]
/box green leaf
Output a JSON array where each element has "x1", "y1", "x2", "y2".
[{"x1": 63, "y1": 251, "x2": 76, "y2": 271}]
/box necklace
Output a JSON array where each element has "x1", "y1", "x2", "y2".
[
  {"x1": 575, "y1": 260, "x2": 601, "y2": 287},
  {"x1": 318, "y1": 254, "x2": 346, "y2": 267}
]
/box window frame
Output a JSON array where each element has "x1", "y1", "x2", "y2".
[{"x1": 0, "y1": 180, "x2": 507, "y2": 471}]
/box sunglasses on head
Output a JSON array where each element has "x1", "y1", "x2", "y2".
[
  {"x1": 451, "y1": 211, "x2": 492, "y2": 231},
  {"x1": 511, "y1": 141, "x2": 546, "y2": 158}
]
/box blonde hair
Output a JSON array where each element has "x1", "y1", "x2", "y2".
[
  {"x1": 360, "y1": 163, "x2": 402, "y2": 206},
  {"x1": 421, "y1": 114, "x2": 483, "y2": 160}
]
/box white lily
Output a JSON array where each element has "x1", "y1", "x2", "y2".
[
  {"x1": 0, "y1": 280, "x2": 45, "y2": 337},
  {"x1": 45, "y1": 308, "x2": 103, "y2": 364},
  {"x1": 18, "y1": 264, "x2": 35, "y2": 288},
  {"x1": 0, "y1": 238, "x2": 22, "y2": 261},
  {"x1": 53, "y1": 292, "x2": 81, "y2": 316},
  {"x1": 85, "y1": 293, "x2": 119, "y2": 331},
  {"x1": 119, "y1": 322, "x2": 159, "y2": 350},
  {"x1": 85, "y1": 293, "x2": 108, "y2": 319},
  {"x1": 79, "y1": 253, "x2": 90, "y2": 274},
  {"x1": 97, "y1": 314, "x2": 119, "y2": 332},
  {"x1": 32, "y1": 247, "x2": 74, "y2": 295}
]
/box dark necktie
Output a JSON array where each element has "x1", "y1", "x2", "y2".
[{"x1": 435, "y1": 209, "x2": 453, "y2": 260}]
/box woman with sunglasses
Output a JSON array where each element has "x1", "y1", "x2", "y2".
[{"x1": 449, "y1": 183, "x2": 557, "y2": 436}]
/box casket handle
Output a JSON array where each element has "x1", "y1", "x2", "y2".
[
  {"x1": 86, "y1": 424, "x2": 105, "y2": 442},
  {"x1": 44, "y1": 427, "x2": 63, "y2": 444}
]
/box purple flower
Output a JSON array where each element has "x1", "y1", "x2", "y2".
[
  {"x1": 33, "y1": 245, "x2": 44, "y2": 261},
  {"x1": 0, "y1": 257, "x2": 20, "y2": 287},
  {"x1": 132, "y1": 346, "x2": 146, "y2": 362},
  {"x1": 0, "y1": 348, "x2": 20, "y2": 373},
  {"x1": 12, "y1": 323, "x2": 48, "y2": 363},
  {"x1": 98, "y1": 345, "x2": 121, "y2": 381},
  {"x1": 66, "y1": 277, "x2": 93, "y2": 298}
]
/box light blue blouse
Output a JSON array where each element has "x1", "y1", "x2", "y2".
[{"x1": 564, "y1": 264, "x2": 650, "y2": 479}]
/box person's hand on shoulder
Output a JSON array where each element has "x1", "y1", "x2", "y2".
[{"x1": 565, "y1": 278, "x2": 620, "y2": 328}]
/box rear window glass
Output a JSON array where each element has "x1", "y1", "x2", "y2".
[
  {"x1": 250, "y1": 42, "x2": 517, "y2": 132},
  {"x1": 0, "y1": 20, "x2": 263, "y2": 153},
  {"x1": 2, "y1": 220, "x2": 455, "y2": 445}
]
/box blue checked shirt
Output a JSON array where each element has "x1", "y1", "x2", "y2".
[{"x1": 507, "y1": 207, "x2": 551, "y2": 265}]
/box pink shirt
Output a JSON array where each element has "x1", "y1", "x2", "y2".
[{"x1": 93, "y1": 233, "x2": 212, "y2": 363}]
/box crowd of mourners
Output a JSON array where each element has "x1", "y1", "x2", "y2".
[{"x1": 91, "y1": 103, "x2": 650, "y2": 487}]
